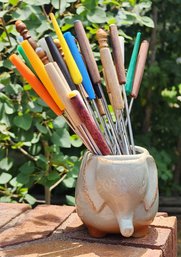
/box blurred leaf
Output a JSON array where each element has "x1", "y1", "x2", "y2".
[
  {"x1": 0, "y1": 72, "x2": 10, "y2": 85},
  {"x1": 9, "y1": 0, "x2": 19, "y2": 6},
  {"x1": 70, "y1": 134, "x2": 82, "y2": 147},
  {"x1": 17, "y1": 173, "x2": 30, "y2": 185},
  {"x1": 36, "y1": 154, "x2": 47, "y2": 169},
  {"x1": 53, "y1": 116, "x2": 66, "y2": 129},
  {"x1": 31, "y1": 133, "x2": 41, "y2": 144},
  {"x1": 76, "y1": 6, "x2": 85, "y2": 15},
  {"x1": 52, "y1": 129, "x2": 71, "y2": 148},
  {"x1": 22, "y1": 0, "x2": 50, "y2": 5},
  {"x1": 24, "y1": 193, "x2": 36, "y2": 205},
  {"x1": 63, "y1": 177, "x2": 75, "y2": 188},
  {"x1": 35, "y1": 122, "x2": 47, "y2": 134},
  {"x1": 9, "y1": 177, "x2": 23, "y2": 187},
  {"x1": 13, "y1": 114, "x2": 32, "y2": 131},
  {"x1": 47, "y1": 170, "x2": 60, "y2": 180},
  {"x1": 87, "y1": 7, "x2": 107, "y2": 24},
  {"x1": 4, "y1": 102, "x2": 15, "y2": 114},
  {"x1": 102, "y1": 0, "x2": 120, "y2": 6},
  {"x1": 65, "y1": 195, "x2": 75, "y2": 205},
  {"x1": 11, "y1": 141, "x2": 24, "y2": 149},
  {"x1": 0, "y1": 172, "x2": 12, "y2": 184},
  {"x1": 0, "y1": 158, "x2": 13, "y2": 171},
  {"x1": 19, "y1": 161, "x2": 35, "y2": 174},
  {"x1": 28, "y1": 101, "x2": 43, "y2": 113},
  {"x1": 23, "y1": 84, "x2": 31, "y2": 91},
  {"x1": 0, "y1": 196, "x2": 11, "y2": 203},
  {"x1": 138, "y1": 16, "x2": 154, "y2": 28}
]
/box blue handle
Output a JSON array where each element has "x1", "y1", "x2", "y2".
[{"x1": 64, "y1": 32, "x2": 96, "y2": 100}]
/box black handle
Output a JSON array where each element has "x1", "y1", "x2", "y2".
[{"x1": 45, "y1": 36, "x2": 76, "y2": 90}]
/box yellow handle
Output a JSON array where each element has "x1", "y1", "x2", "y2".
[
  {"x1": 21, "y1": 40, "x2": 65, "y2": 111},
  {"x1": 49, "y1": 13, "x2": 82, "y2": 85}
]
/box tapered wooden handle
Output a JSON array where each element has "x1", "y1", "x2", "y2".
[
  {"x1": 69, "y1": 90, "x2": 111, "y2": 155},
  {"x1": 96, "y1": 98, "x2": 105, "y2": 116},
  {"x1": 45, "y1": 63, "x2": 82, "y2": 127},
  {"x1": 109, "y1": 24, "x2": 126, "y2": 84},
  {"x1": 15, "y1": 20, "x2": 38, "y2": 49},
  {"x1": 131, "y1": 40, "x2": 149, "y2": 98},
  {"x1": 97, "y1": 29, "x2": 124, "y2": 112},
  {"x1": 119, "y1": 36, "x2": 125, "y2": 64},
  {"x1": 74, "y1": 20, "x2": 101, "y2": 84},
  {"x1": 9, "y1": 54, "x2": 62, "y2": 116},
  {"x1": 53, "y1": 39, "x2": 64, "y2": 59}
]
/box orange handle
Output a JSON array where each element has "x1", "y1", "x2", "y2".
[
  {"x1": 9, "y1": 54, "x2": 63, "y2": 116},
  {"x1": 21, "y1": 40, "x2": 65, "y2": 111}
]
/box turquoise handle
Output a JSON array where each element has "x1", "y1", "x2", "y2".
[
  {"x1": 17, "y1": 45, "x2": 35, "y2": 74},
  {"x1": 125, "y1": 32, "x2": 141, "y2": 95}
]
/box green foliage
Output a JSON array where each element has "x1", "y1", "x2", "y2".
[
  {"x1": 0, "y1": 0, "x2": 158, "y2": 204},
  {"x1": 132, "y1": 0, "x2": 181, "y2": 196},
  {"x1": 0, "y1": 172, "x2": 36, "y2": 204}
]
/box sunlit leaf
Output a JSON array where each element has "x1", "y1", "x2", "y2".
[
  {"x1": 53, "y1": 116, "x2": 66, "y2": 129},
  {"x1": 70, "y1": 134, "x2": 82, "y2": 147},
  {"x1": 13, "y1": 114, "x2": 32, "y2": 131},
  {"x1": 87, "y1": 7, "x2": 107, "y2": 24},
  {"x1": 0, "y1": 158, "x2": 13, "y2": 171},
  {"x1": 63, "y1": 177, "x2": 75, "y2": 188},
  {"x1": 65, "y1": 195, "x2": 75, "y2": 205},
  {"x1": 0, "y1": 196, "x2": 11, "y2": 203},
  {"x1": 0, "y1": 172, "x2": 12, "y2": 184},
  {"x1": 24, "y1": 194, "x2": 36, "y2": 205},
  {"x1": 139, "y1": 16, "x2": 154, "y2": 28}
]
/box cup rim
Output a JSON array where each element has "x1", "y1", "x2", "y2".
[{"x1": 88, "y1": 146, "x2": 149, "y2": 160}]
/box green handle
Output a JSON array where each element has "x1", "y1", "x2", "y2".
[
  {"x1": 125, "y1": 32, "x2": 141, "y2": 95},
  {"x1": 17, "y1": 45, "x2": 35, "y2": 74}
]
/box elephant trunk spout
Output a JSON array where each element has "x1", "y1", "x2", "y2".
[{"x1": 117, "y1": 216, "x2": 134, "y2": 237}]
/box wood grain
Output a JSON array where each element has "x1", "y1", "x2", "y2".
[
  {"x1": 69, "y1": 91, "x2": 111, "y2": 155},
  {"x1": 109, "y1": 24, "x2": 126, "y2": 84},
  {"x1": 74, "y1": 20, "x2": 101, "y2": 85},
  {"x1": 131, "y1": 40, "x2": 149, "y2": 98},
  {"x1": 97, "y1": 29, "x2": 124, "y2": 112}
]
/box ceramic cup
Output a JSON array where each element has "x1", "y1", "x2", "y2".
[{"x1": 75, "y1": 146, "x2": 159, "y2": 238}]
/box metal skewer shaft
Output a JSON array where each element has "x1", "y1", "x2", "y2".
[
  {"x1": 109, "y1": 24, "x2": 135, "y2": 154},
  {"x1": 102, "y1": 70, "x2": 128, "y2": 154},
  {"x1": 97, "y1": 28, "x2": 131, "y2": 155},
  {"x1": 74, "y1": 20, "x2": 121, "y2": 153},
  {"x1": 46, "y1": 64, "x2": 106, "y2": 154},
  {"x1": 33, "y1": 44, "x2": 104, "y2": 155},
  {"x1": 68, "y1": 90, "x2": 111, "y2": 155},
  {"x1": 122, "y1": 86, "x2": 135, "y2": 154},
  {"x1": 63, "y1": 31, "x2": 112, "y2": 149},
  {"x1": 96, "y1": 83, "x2": 123, "y2": 154},
  {"x1": 64, "y1": 112, "x2": 98, "y2": 153},
  {"x1": 10, "y1": 52, "x2": 96, "y2": 153}
]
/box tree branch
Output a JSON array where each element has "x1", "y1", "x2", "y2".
[{"x1": 9, "y1": 139, "x2": 37, "y2": 162}]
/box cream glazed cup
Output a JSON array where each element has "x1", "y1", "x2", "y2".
[{"x1": 75, "y1": 146, "x2": 159, "y2": 238}]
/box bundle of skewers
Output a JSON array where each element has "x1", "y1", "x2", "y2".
[{"x1": 9, "y1": 13, "x2": 149, "y2": 156}]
